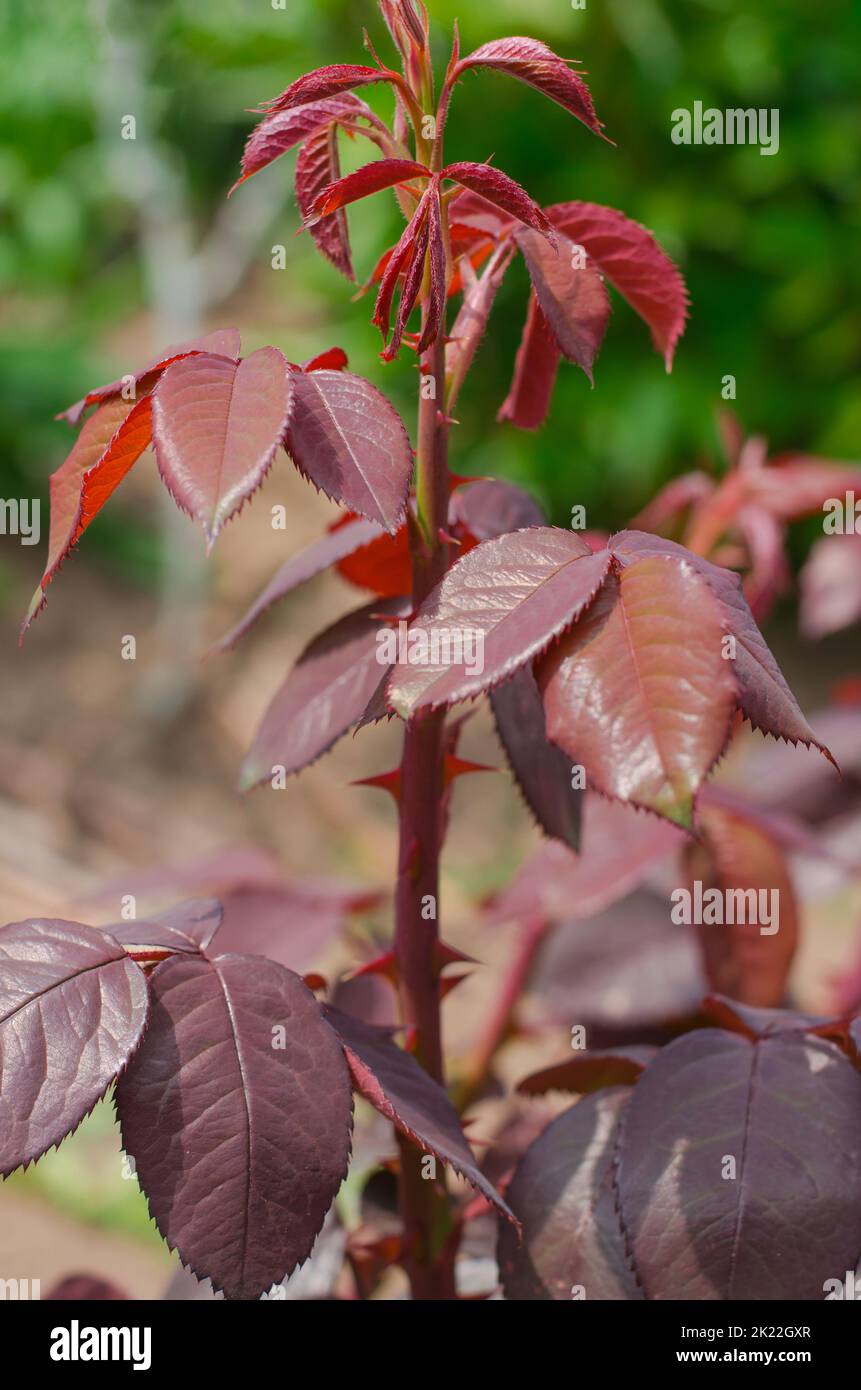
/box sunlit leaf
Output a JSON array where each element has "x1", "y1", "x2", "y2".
[
  {"x1": 387, "y1": 527, "x2": 612, "y2": 716},
  {"x1": 539, "y1": 554, "x2": 737, "y2": 828},
  {"x1": 153, "y1": 348, "x2": 291, "y2": 548}
]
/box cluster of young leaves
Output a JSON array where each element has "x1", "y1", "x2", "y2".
[
  {"x1": 500, "y1": 997, "x2": 861, "y2": 1300},
  {"x1": 634, "y1": 410, "x2": 861, "y2": 623},
  {"x1": 236, "y1": 28, "x2": 687, "y2": 407},
  {"x1": 0, "y1": 900, "x2": 513, "y2": 1300}
]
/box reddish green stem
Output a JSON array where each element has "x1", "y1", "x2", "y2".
[{"x1": 394, "y1": 300, "x2": 456, "y2": 1298}]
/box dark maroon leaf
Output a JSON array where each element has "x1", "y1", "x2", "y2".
[
  {"x1": 539, "y1": 554, "x2": 737, "y2": 827},
  {"x1": 443, "y1": 162, "x2": 555, "y2": 241},
  {"x1": 285, "y1": 368, "x2": 412, "y2": 532},
  {"x1": 295, "y1": 122, "x2": 353, "y2": 278},
  {"x1": 701, "y1": 782, "x2": 859, "y2": 871},
  {"x1": 611, "y1": 531, "x2": 834, "y2": 762},
  {"x1": 101, "y1": 899, "x2": 223, "y2": 957},
  {"x1": 517, "y1": 1047, "x2": 656, "y2": 1097},
  {"x1": 498, "y1": 293, "x2": 562, "y2": 430},
  {"x1": 116, "y1": 953, "x2": 353, "y2": 1301},
  {"x1": 211, "y1": 516, "x2": 386, "y2": 654},
  {"x1": 701, "y1": 994, "x2": 829, "y2": 1040},
  {"x1": 239, "y1": 597, "x2": 408, "y2": 791},
  {"x1": 547, "y1": 202, "x2": 689, "y2": 369},
  {"x1": 322, "y1": 1005, "x2": 515, "y2": 1224},
  {"x1": 153, "y1": 348, "x2": 291, "y2": 548},
  {"x1": 515, "y1": 227, "x2": 611, "y2": 383},
  {"x1": 615, "y1": 1027, "x2": 861, "y2": 1298},
  {"x1": 454, "y1": 38, "x2": 607, "y2": 141},
  {"x1": 262, "y1": 64, "x2": 397, "y2": 115},
  {"x1": 386, "y1": 527, "x2": 612, "y2": 716},
  {"x1": 448, "y1": 477, "x2": 545, "y2": 539},
  {"x1": 329, "y1": 972, "x2": 398, "y2": 1030},
  {"x1": 234, "y1": 95, "x2": 379, "y2": 189},
  {"x1": 0, "y1": 919, "x2": 149, "y2": 1177},
  {"x1": 491, "y1": 667, "x2": 582, "y2": 851},
  {"x1": 214, "y1": 887, "x2": 355, "y2": 974},
  {"x1": 498, "y1": 1089, "x2": 642, "y2": 1300}
]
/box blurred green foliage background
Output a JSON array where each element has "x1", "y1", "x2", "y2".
[{"x1": 1, "y1": 0, "x2": 858, "y2": 583}]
